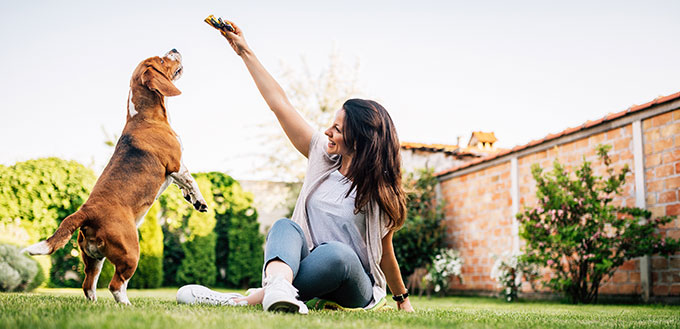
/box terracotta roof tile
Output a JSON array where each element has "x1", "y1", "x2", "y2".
[{"x1": 436, "y1": 91, "x2": 680, "y2": 178}]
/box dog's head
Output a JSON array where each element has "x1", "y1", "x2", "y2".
[{"x1": 131, "y1": 49, "x2": 184, "y2": 97}]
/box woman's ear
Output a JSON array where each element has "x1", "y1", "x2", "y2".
[{"x1": 141, "y1": 67, "x2": 181, "y2": 97}]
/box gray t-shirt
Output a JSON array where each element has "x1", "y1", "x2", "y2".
[{"x1": 306, "y1": 169, "x2": 371, "y2": 274}]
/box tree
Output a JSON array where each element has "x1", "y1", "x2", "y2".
[
  {"x1": 238, "y1": 49, "x2": 362, "y2": 182},
  {"x1": 393, "y1": 168, "x2": 447, "y2": 279},
  {"x1": 517, "y1": 145, "x2": 680, "y2": 303}
]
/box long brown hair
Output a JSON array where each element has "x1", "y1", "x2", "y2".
[{"x1": 342, "y1": 99, "x2": 407, "y2": 230}]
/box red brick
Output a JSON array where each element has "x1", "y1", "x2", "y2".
[
  {"x1": 660, "y1": 122, "x2": 680, "y2": 138},
  {"x1": 667, "y1": 204, "x2": 680, "y2": 216},
  {"x1": 659, "y1": 191, "x2": 678, "y2": 204},
  {"x1": 648, "y1": 180, "x2": 664, "y2": 192},
  {"x1": 644, "y1": 129, "x2": 661, "y2": 143},
  {"x1": 666, "y1": 177, "x2": 680, "y2": 190},
  {"x1": 612, "y1": 271, "x2": 629, "y2": 283},
  {"x1": 676, "y1": 163, "x2": 680, "y2": 175},
  {"x1": 652, "y1": 112, "x2": 674, "y2": 127},
  {"x1": 614, "y1": 138, "x2": 632, "y2": 151},
  {"x1": 653, "y1": 284, "x2": 670, "y2": 296},
  {"x1": 652, "y1": 258, "x2": 668, "y2": 269},
  {"x1": 619, "y1": 260, "x2": 638, "y2": 271},
  {"x1": 643, "y1": 118, "x2": 653, "y2": 129},
  {"x1": 623, "y1": 283, "x2": 640, "y2": 294},
  {"x1": 667, "y1": 229, "x2": 680, "y2": 239},
  {"x1": 656, "y1": 165, "x2": 675, "y2": 178},
  {"x1": 629, "y1": 272, "x2": 641, "y2": 283},
  {"x1": 653, "y1": 138, "x2": 674, "y2": 153},
  {"x1": 674, "y1": 109, "x2": 680, "y2": 121},
  {"x1": 671, "y1": 284, "x2": 680, "y2": 295},
  {"x1": 670, "y1": 257, "x2": 680, "y2": 269},
  {"x1": 646, "y1": 154, "x2": 662, "y2": 167}
]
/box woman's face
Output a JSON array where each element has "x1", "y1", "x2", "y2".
[{"x1": 324, "y1": 109, "x2": 352, "y2": 157}]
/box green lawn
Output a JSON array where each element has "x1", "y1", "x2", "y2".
[{"x1": 1, "y1": 288, "x2": 679, "y2": 329}]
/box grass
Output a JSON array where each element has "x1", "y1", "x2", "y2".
[{"x1": 1, "y1": 288, "x2": 679, "y2": 329}]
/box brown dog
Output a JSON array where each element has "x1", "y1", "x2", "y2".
[{"x1": 23, "y1": 49, "x2": 207, "y2": 304}]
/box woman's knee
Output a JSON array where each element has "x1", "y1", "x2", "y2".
[
  {"x1": 268, "y1": 218, "x2": 303, "y2": 238},
  {"x1": 315, "y1": 242, "x2": 357, "y2": 269}
]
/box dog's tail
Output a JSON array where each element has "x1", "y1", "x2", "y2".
[{"x1": 22, "y1": 210, "x2": 88, "y2": 255}]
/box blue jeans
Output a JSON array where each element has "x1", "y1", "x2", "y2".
[{"x1": 264, "y1": 218, "x2": 373, "y2": 308}]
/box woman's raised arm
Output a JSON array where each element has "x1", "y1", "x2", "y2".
[{"x1": 216, "y1": 21, "x2": 314, "y2": 157}]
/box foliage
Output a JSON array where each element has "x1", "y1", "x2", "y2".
[
  {"x1": 0, "y1": 158, "x2": 95, "y2": 287},
  {"x1": 198, "y1": 172, "x2": 263, "y2": 288},
  {"x1": 394, "y1": 168, "x2": 446, "y2": 279},
  {"x1": 174, "y1": 177, "x2": 217, "y2": 286},
  {"x1": 424, "y1": 248, "x2": 463, "y2": 295},
  {"x1": 0, "y1": 244, "x2": 44, "y2": 292},
  {"x1": 517, "y1": 144, "x2": 680, "y2": 304},
  {"x1": 129, "y1": 202, "x2": 164, "y2": 289},
  {"x1": 490, "y1": 251, "x2": 539, "y2": 302}
]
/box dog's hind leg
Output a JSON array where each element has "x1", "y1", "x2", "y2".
[
  {"x1": 81, "y1": 254, "x2": 105, "y2": 301},
  {"x1": 105, "y1": 227, "x2": 139, "y2": 305}
]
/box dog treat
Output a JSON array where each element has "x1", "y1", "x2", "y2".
[{"x1": 204, "y1": 15, "x2": 234, "y2": 32}]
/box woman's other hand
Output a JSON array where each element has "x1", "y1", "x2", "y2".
[{"x1": 218, "y1": 20, "x2": 250, "y2": 56}]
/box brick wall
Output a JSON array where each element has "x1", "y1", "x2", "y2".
[
  {"x1": 441, "y1": 163, "x2": 513, "y2": 291},
  {"x1": 438, "y1": 105, "x2": 680, "y2": 300},
  {"x1": 642, "y1": 110, "x2": 680, "y2": 296}
]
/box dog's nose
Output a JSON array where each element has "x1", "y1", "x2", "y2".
[{"x1": 170, "y1": 48, "x2": 178, "y2": 54}]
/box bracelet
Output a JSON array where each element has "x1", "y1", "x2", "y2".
[{"x1": 392, "y1": 290, "x2": 409, "y2": 302}]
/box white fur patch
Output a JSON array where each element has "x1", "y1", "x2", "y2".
[
  {"x1": 128, "y1": 89, "x2": 137, "y2": 118},
  {"x1": 87, "y1": 258, "x2": 105, "y2": 300},
  {"x1": 165, "y1": 50, "x2": 182, "y2": 63},
  {"x1": 111, "y1": 280, "x2": 130, "y2": 304},
  {"x1": 22, "y1": 241, "x2": 50, "y2": 255}
]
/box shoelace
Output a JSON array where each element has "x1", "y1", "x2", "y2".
[{"x1": 194, "y1": 291, "x2": 239, "y2": 305}]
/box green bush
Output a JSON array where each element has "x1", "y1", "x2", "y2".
[
  {"x1": 394, "y1": 168, "x2": 446, "y2": 279},
  {"x1": 198, "y1": 172, "x2": 262, "y2": 288},
  {"x1": 129, "y1": 202, "x2": 164, "y2": 288},
  {"x1": 0, "y1": 158, "x2": 95, "y2": 287},
  {"x1": 0, "y1": 244, "x2": 45, "y2": 292},
  {"x1": 517, "y1": 145, "x2": 680, "y2": 303},
  {"x1": 174, "y1": 177, "x2": 217, "y2": 286}
]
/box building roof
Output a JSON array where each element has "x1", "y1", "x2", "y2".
[
  {"x1": 469, "y1": 131, "x2": 497, "y2": 145},
  {"x1": 401, "y1": 141, "x2": 459, "y2": 153},
  {"x1": 436, "y1": 91, "x2": 680, "y2": 177}
]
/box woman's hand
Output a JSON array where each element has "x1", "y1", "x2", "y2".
[
  {"x1": 397, "y1": 298, "x2": 414, "y2": 312},
  {"x1": 218, "y1": 21, "x2": 250, "y2": 56}
]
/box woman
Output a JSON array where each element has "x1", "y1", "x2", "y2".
[{"x1": 177, "y1": 20, "x2": 413, "y2": 313}]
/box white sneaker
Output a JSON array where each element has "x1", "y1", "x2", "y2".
[
  {"x1": 262, "y1": 275, "x2": 309, "y2": 314},
  {"x1": 176, "y1": 284, "x2": 246, "y2": 306}
]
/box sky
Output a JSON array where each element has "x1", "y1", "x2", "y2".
[{"x1": 1, "y1": 0, "x2": 679, "y2": 180}]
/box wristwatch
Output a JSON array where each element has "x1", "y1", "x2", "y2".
[{"x1": 392, "y1": 290, "x2": 409, "y2": 302}]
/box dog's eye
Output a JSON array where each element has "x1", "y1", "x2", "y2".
[{"x1": 160, "y1": 59, "x2": 165, "y2": 64}]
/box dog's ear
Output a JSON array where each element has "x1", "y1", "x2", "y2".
[{"x1": 142, "y1": 67, "x2": 181, "y2": 97}]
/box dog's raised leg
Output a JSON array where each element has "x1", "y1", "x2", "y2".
[{"x1": 170, "y1": 162, "x2": 208, "y2": 212}]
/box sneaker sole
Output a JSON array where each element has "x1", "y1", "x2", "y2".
[{"x1": 266, "y1": 301, "x2": 300, "y2": 313}]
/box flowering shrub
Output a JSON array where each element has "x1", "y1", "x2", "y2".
[
  {"x1": 424, "y1": 248, "x2": 463, "y2": 294},
  {"x1": 517, "y1": 145, "x2": 679, "y2": 303},
  {"x1": 490, "y1": 251, "x2": 539, "y2": 302}
]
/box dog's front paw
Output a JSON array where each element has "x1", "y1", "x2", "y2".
[{"x1": 194, "y1": 200, "x2": 208, "y2": 212}]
